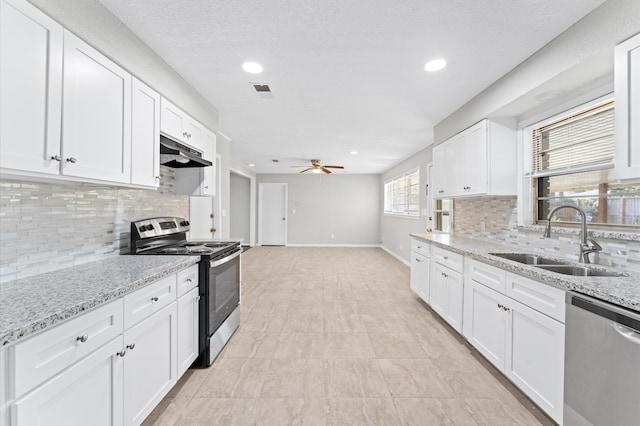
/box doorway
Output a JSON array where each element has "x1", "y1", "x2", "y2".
[
  {"x1": 258, "y1": 183, "x2": 288, "y2": 246},
  {"x1": 230, "y1": 171, "x2": 251, "y2": 245}
]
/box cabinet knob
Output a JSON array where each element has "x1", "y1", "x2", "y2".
[
  {"x1": 196, "y1": 296, "x2": 201, "y2": 302},
  {"x1": 126, "y1": 343, "x2": 136, "y2": 350},
  {"x1": 76, "y1": 334, "x2": 89, "y2": 343},
  {"x1": 186, "y1": 278, "x2": 193, "y2": 283},
  {"x1": 443, "y1": 256, "x2": 448, "y2": 260},
  {"x1": 204, "y1": 186, "x2": 209, "y2": 189},
  {"x1": 151, "y1": 296, "x2": 159, "y2": 302},
  {"x1": 51, "y1": 155, "x2": 62, "y2": 162},
  {"x1": 438, "y1": 190, "x2": 444, "y2": 194},
  {"x1": 210, "y1": 228, "x2": 216, "y2": 233},
  {"x1": 155, "y1": 176, "x2": 161, "y2": 180},
  {"x1": 497, "y1": 303, "x2": 503, "y2": 309},
  {"x1": 415, "y1": 258, "x2": 421, "y2": 262},
  {"x1": 66, "y1": 157, "x2": 77, "y2": 163},
  {"x1": 210, "y1": 213, "x2": 215, "y2": 218},
  {"x1": 116, "y1": 349, "x2": 127, "y2": 357}
]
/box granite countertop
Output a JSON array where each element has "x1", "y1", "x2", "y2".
[
  {"x1": 411, "y1": 233, "x2": 640, "y2": 313},
  {"x1": 0, "y1": 255, "x2": 200, "y2": 346}
]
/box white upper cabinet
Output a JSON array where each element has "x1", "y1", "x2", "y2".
[
  {"x1": 62, "y1": 30, "x2": 132, "y2": 183},
  {"x1": 160, "y1": 97, "x2": 207, "y2": 151},
  {"x1": 0, "y1": 0, "x2": 63, "y2": 175},
  {"x1": 131, "y1": 78, "x2": 161, "y2": 188},
  {"x1": 433, "y1": 119, "x2": 517, "y2": 198},
  {"x1": 614, "y1": 33, "x2": 640, "y2": 181}
]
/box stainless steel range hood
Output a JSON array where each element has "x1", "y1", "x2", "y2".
[{"x1": 160, "y1": 135, "x2": 212, "y2": 168}]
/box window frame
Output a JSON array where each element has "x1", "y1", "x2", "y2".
[{"x1": 383, "y1": 167, "x2": 420, "y2": 218}]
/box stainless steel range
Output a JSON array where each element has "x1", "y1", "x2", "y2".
[{"x1": 130, "y1": 217, "x2": 241, "y2": 367}]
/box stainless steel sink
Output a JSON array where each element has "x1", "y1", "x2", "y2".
[
  {"x1": 535, "y1": 265, "x2": 625, "y2": 277},
  {"x1": 489, "y1": 253, "x2": 569, "y2": 266}
]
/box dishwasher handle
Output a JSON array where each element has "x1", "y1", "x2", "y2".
[
  {"x1": 613, "y1": 323, "x2": 640, "y2": 345},
  {"x1": 569, "y1": 293, "x2": 640, "y2": 334}
]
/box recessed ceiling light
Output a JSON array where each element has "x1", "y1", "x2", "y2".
[
  {"x1": 424, "y1": 59, "x2": 447, "y2": 72},
  {"x1": 242, "y1": 62, "x2": 263, "y2": 74},
  {"x1": 248, "y1": 163, "x2": 255, "y2": 167},
  {"x1": 350, "y1": 150, "x2": 358, "y2": 155}
]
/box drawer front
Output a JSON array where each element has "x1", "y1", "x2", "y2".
[
  {"x1": 176, "y1": 264, "x2": 199, "y2": 298},
  {"x1": 124, "y1": 274, "x2": 177, "y2": 329},
  {"x1": 12, "y1": 298, "x2": 123, "y2": 398},
  {"x1": 432, "y1": 247, "x2": 463, "y2": 273},
  {"x1": 466, "y1": 259, "x2": 506, "y2": 294},
  {"x1": 505, "y1": 272, "x2": 565, "y2": 323},
  {"x1": 411, "y1": 238, "x2": 431, "y2": 258}
]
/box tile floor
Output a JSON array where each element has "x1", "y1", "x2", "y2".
[{"x1": 143, "y1": 247, "x2": 555, "y2": 425}]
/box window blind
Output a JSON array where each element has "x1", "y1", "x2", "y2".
[
  {"x1": 532, "y1": 100, "x2": 614, "y2": 177},
  {"x1": 384, "y1": 168, "x2": 419, "y2": 216}
]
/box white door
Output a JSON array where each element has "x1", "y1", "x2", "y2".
[{"x1": 259, "y1": 183, "x2": 287, "y2": 246}]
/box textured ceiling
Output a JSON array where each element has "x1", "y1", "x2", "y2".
[{"x1": 98, "y1": 0, "x2": 606, "y2": 174}]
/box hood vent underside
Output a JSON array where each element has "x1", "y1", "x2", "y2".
[{"x1": 160, "y1": 135, "x2": 212, "y2": 168}]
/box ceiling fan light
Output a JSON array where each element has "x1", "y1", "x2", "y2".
[{"x1": 312, "y1": 168, "x2": 322, "y2": 174}]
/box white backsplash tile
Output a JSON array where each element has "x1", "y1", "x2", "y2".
[{"x1": 0, "y1": 166, "x2": 188, "y2": 282}]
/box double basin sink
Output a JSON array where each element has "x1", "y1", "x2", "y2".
[{"x1": 489, "y1": 253, "x2": 624, "y2": 277}]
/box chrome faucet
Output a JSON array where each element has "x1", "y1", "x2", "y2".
[{"x1": 543, "y1": 204, "x2": 602, "y2": 264}]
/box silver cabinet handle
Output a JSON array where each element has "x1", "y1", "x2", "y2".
[
  {"x1": 443, "y1": 256, "x2": 448, "y2": 260},
  {"x1": 116, "y1": 349, "x2": 127, "y2": 357},
  {"x1": 196, "y1": 296, "x2": 201, "y2": 301},
  {"x1": 76, "y1": 334, "x2": 89, "y2": 343},
  {"x1": 186, "y1": 278, "x2": 193, "y2": 283},
  {"x1": 155, "y1": 176, "x2": 161, "y2": 180},
  {"x1": 66, "y1": 157, "x2": 77, "y2": 163},
  {"x1": 151, "y1": 296, "x2": 159, "y2": 302},
  {"x1": 51, "y1": 155, "x2": 62, "y2": 161},
  {"x1": 438, "y1": 190, "x2": 444, "y2": 193},
  {"x1": 126, "y1": 343, "x2": 136, "y2": 350}
]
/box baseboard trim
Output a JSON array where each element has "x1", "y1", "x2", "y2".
[{"x1": 380, "y1": 245, "x2": 410, "y2": 266}]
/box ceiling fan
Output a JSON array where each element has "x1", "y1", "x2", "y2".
[{"x1": 291, "y1": 159, "x2": 345, "y2": 174}]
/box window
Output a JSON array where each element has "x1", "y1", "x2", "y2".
[
  {"x1": 433, "y1": 199, "x2": 452, "y2": 232},
  {"x1": 384, "y1": 168, "x2": 420, "y2": 217},
  {"x1": 531, "y1": 99, "x2": 640, "y2": 227}
]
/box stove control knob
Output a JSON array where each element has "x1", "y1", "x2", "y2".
[
  {"x1": 147, "y1": 224, "x2": 154, "y2": 230},
  {"x1": 138, "y1": 225, "x2": 147, "y2": 232}
]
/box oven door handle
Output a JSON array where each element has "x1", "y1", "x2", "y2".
[{"x1": 211, "y1": 248, "x2": 242, "y2": 267}]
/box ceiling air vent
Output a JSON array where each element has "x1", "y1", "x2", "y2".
[{"x1": 250, "y1": 82, "x2": 274, "y2": 99}]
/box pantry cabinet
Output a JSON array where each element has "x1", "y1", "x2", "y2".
[
  {"x1": 432, "y1": 119, "x2": 517, "y2": 198},
  {"x1": 462, "y1": 259, "x2": 565, "y2": 424},
  {"x1": 131, "y1": 78, "x2": 161, "y2": 188},
  {"x1": 61, "y1": 30, "x2": 131, "y2": 183},
  {"x1": 0, "y1": 0, "x2": 63, "y2": 175},
  {"x1": 614, "y1": 33, "x2": 640, "y2": 181}
]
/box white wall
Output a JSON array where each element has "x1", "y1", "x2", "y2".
[
  {"x1": 380, "y1": 147, "x2": 432, "y2": 263},
  {"x1": 230, "y1": 173, "x2": 251, "y2": 243},
  {"x1": 434, "y1": 0, "x2": 640, "y2": 143},
  {"x1": 27, "y1": 0, "x2": 218, "y2": 131},
  {"x1": 257, "y1": 174, "x2": 380, "y2": 245}
]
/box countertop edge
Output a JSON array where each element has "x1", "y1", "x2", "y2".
[{"x1": 410, "y1": 233, "x2": 640, "y2": 313}]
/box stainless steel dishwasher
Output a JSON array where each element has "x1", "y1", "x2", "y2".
[{"x1": 564, "y1": 292, "x2": 640, "y2": 425}]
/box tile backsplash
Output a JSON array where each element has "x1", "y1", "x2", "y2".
[
  {"x1": 0, "y1": 167, "x2": 188, "y2": 282},
  {"x1": 454, "y1": 196, "x2": 640, "y2": 272}
]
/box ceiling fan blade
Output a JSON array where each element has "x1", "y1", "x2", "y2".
[
  {"x1": 298, "y1": 167, "x2": 313, "y2": 173},
  {"x1": 323, "y1": 165, "x2": 344, "y2": 169},
  {"x1": 321, "y1": 167, "x2": 332, "y2": 174}
]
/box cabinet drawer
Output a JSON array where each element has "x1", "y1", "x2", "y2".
[
  {"x1": 124, "y1": 275, "x2": 176, "y2": 329},
  {"x1": 466, "y1": 259, "x2": 505, "y2": 294},
  {"x1": 176, "y1": 264, "x2": 199, "y2": 298},
  {"x1": 11, "y1": 299, "x2": 123, "y2": 398},
  {"x1": 505, "y1": 272, "x2": 565, "y2": 323},
  {"x1": 411, "y1": 238, "x2": 431, "y2": 258},
  {"x1": 432, "y1": 247, "x2": 463, "y2": 273}
]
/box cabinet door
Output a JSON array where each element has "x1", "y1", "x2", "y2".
[
  {"x1": 11, "y1": 337, "x2": 124, "y2": 426},
  {"x1": 444, "y1": 269, "x2": 463, "y2": 332},
  {"x1": 123, "y1": 304, "x2": 177, "y2": 426},
  {"x1": 614, "y1": 33, "x2": 640, "y2": 180},
  {"x1": 429, "y1": 263, "x2": 449, "y2": 318},
  {"x1": 462, "y1": 120, "x2": 487, "y2": 195},
  {"x1": 444, "y1": 139, "x2": 458, "y2": 196},
  {"x1": 0, "y1": 0, "x2": 62, "y2": 175},
  {"x1": 410, "y1": 251, "x2": 430, "y2": 303},
  {"x1": 463, "y1": 280, "x2": 507, "y2": 371},
  {"x1": 130, "y1": 78, "x2": 160, "y2": 188},
  {"x1": 183, "y1": 118, "x2": 204, "y2": 149},
  {"x1": 505, "y1": 298, "x2": 565, "y2": 424},
  {"x1": 201, "y1": 130, "x2": 216, "y2": 196},
  {"x1": 160, "y1": 98, "x2": 186, "y2": 142},
  {"x1": 62, "y1": 30, "x2": 131, "y2": 183},
  {"x1": 432, "y1": 145, "x2": 447, "y2": 197},
  {"x1": 177, "y1": 287, "x2": 200, "y2": 377}
]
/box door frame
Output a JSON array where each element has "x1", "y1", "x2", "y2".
[
  {"x1": 229, "y1": 167, "x2": 256, "y2": 247},
  {"x1": 258, "y1": 182, "x2": 288, "y2": 246}
]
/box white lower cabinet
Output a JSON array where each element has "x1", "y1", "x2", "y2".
[
  {"x1": 410, "y1": 252, "x2": 430, "y2": 303},
  {"x1": 123, "y1": 304, "x2": 177, "y2": 426},
  {"x1": 429, "y1": 253, "x2": 464, "y2": 333},
  {"x1": 3, "y1": 264, "x2": 199, "y2": 426},
  {"x1": 11, "y1": 337, "x2": 124, "y2": 426},
  {"x1": 463, "y1": 258, "x2": 565, "y2": 424}
]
